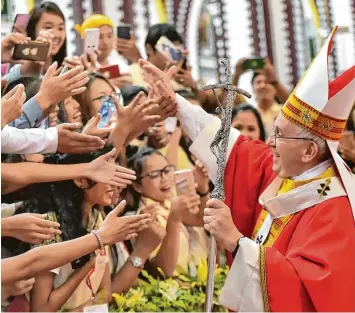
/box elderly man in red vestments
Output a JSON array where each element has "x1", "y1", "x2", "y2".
[{"x1": 139, "y1": 26, "x2": 355, "y2": 312}]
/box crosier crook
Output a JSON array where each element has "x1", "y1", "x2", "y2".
[{"x1": 203, "y1": 59, "x2": 251, "y2": 312}]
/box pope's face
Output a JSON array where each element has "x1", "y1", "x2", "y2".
[{"x1": 266, "y1": 115, "x2": 315, "y2": 178}]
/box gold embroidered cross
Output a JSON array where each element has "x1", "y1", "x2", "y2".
[{"x1": 317, "y1": 178, "x2": 331, "y2": 197}]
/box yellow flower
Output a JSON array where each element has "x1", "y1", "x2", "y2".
[
  {"x1": 197, "y1": 258, "x2": 208, "y2": 282},
  {"x1": 112, "y1": 293, "x2": 125, "y2": 307},
  {"x1": 126, "y1": 289, "x2": 145, "y2": 306}
]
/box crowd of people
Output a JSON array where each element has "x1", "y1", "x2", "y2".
[{"x1": 1, "y1": 1, "x2": 355, "y2": 312}]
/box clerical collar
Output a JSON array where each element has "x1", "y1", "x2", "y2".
[{"x1": 291, "y1": 159, "x2": 333, "y2": 181}]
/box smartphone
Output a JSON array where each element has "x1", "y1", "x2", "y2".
[
  {"x1": 12, "y1": 41, "x2": 50, "y2": 61},
  {"x1": 98, "y1": 98, "x2": 117, "y2": 128},
  {"x1": 175, "y1": 169, "x2": 195, "y2": 196},
  {"x1": 99, "y1": 64, "x2": 121, "y2": 79},
  {"x1": 242, "y1": 57, "x2": 265, "y2": 70},
  {"x1": 156, "y1": 36, "x2": 183, "y2": 62},
  {"x1": 12, "y1": 14, "x2": 30, "y2": 32},
  {"x1": 84, "y1": 28, "x2": 100, "y2": 53},
  {"x1": 116, "y1": 25, "x2": 131, "y2": 40}
]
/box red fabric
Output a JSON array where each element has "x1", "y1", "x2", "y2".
[
  {"x1": 328, "y1": 65, "x2": 355, "y2": 99},
  {"x1": 6, "y1": 295, "x2": 30, "y2": 312},
  {"x1": 224, "y1": 135, "x2": 275, "y2": 265},
  {"x1": 266, "y1": 197, "x2": 355, "y2": 311},
  {"x1": 224, "y1": 136, "x2": 355, "y2": 311}
]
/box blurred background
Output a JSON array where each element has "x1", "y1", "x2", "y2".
[{"x1": 2, "y1": 0, "x2": 354, "y2": 96}]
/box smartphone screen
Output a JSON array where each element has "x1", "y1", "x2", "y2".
[
  {"x1": 116, "y1": 25, "x2": 131, "y2": 40},
  {"x1": 98, "y1": 99, "x2": 116, "y2": 128},
  {"x1": 242, "y1": 58, "x2": 265, "y2": 70},
  {"x1": 12, "y1": 14, "x2": 30, "y2": 31}
]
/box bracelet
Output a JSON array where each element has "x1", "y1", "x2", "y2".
[
  {"x1": 197, "y1": 190, "x2": 210, "y2": 197},
  {"x1": 232, "y1": 236, "x2": 245, "y2": 258},
  {"x1": 91, "y1": 230, "x2": 104, "y2": 250}
]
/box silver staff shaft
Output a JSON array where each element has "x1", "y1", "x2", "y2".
[{"x1": 204, "y1": 236, "x2": 217, "y2": 312}]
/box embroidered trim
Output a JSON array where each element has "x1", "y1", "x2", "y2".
[
  {"x1": 252, "y1": 210, "x2": 294, "y2": 247},
  {"x1": 281, "y1": 93, "x2": 347, "y2": 141},
  {"x1": 259, "y1": 246, "x2": 270, "y2": 312}
]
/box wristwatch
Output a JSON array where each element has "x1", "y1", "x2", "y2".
[
  {"x1": 127, "y1": 256, "x2": 144, "y2": 269},
  {"x1": 232, "y1": 236, "x2": 245, "y2": 258}
]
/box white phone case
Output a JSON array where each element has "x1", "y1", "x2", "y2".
[{"x1": 84, "y1": 28, "x2": 100, "y2": 53}]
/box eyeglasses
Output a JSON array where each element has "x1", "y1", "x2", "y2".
[
  {"x1": 271, "y1": 126, "x2": 316, "y2": 144},
  {"x1": 91, "y1": 92, "x2": 122, "y2": 104},
  {"x1": 140, "y1": 165, "x2": 175, "y2": 180}
]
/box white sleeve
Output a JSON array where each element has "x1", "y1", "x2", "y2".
[
  {"x1": 176, "y1": 94, "x2": 241, "y2": 182},
  {"x1": 219, "y1": 238, "x2": 264, "y2": 312},
  {"x1": 1, "y1": 125, "x2": 58, "y2": 154},
  {"x1": 176, "y1": 94, "x2": 215, "y2": 141}
]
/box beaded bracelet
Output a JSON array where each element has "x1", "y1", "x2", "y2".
[{"x1": 91, "y1": 230, "x2": 104, "y2": 250}]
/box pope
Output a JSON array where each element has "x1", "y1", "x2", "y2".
[{"x1": 139, "y1": 26, "x2": 355, "y2": 311}]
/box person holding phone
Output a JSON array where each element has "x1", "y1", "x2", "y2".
[
  {"x1": 74, "y1": 72, "x2": 120, "y2": 126},
  {"x1": 7, "y1": 2, "x2": 67, "y2": 80},
  {"x1": 130, "y1": 23, "x2": 189, "y2": 91},
  {"x1": 126, "y1": 147, "x2": 208, "y2": 277},
  {"x1": 74, "y1": 14, "x2": 135, "y2": 89}
]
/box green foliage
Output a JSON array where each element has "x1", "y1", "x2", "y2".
[{"x1": 110, "y1": 262, "x2": 229, "y2": 312}]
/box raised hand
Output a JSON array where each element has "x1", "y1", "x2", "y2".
[
  {"x1": 194, "y1": 159, "x2": 210, "y2": 194},
  {"x1": 147, "y1": 121, "x2": 170, "y2": 148},
  {"x1": 109, "y1": 92, "x2": 161, "y2": 144},
  {"x1": 170, "y1": 193, "x2": 201, "y2": 220},
  {"x1": 56, "y1": 123, "x2": 105, "y2": 154},
  {"x1": 86, "y1": 148, "x2": 137, "y2": 187},
  {"x1": 116, "y1": 33, "x2": 141, "y2": 63},
  {"x1": 263, "y1": 57, "x2": 278, "y2": 83},
  {"x1": 63, "y1": 55, "x2": 82, "y2": 69},
  {"x1": 1, "y1": 32, "x2": 30, "y2": 64},
  {"x1": 139, "y1": 59, "x2": 177, "y2": 100},
  {"x1": 135, "y1": 204, "x2": 166, "y2": 255},
  {"x1": 35, "y1": 62, "x2": 89, "y2": 111},
  {"x1": 98, "y1": 200, "x2": 151, "y2": 245},
  {"x1": 80, "y1": 51, "x2": 99, "y2": 73},
  {"x1": 1, "y1": 84, "x2": 26, "y2": 128},
  {"x1": 2, "y1": 213, "x2": 61, "y2": 245},
  {"x1": 174, "y1": 68, "x2": 198, "y2": 90},
  {"x1": 147, "y1": 82, "x2": 178, "y2": 121},
  {"x1": 82, "y1": 113, "x2": 112, "y2": 138}
]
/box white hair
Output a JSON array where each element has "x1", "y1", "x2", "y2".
[{"x1": 293, "y1": 123, "x2": 328, "y2": 157}]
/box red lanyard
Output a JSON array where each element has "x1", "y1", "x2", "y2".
[{"x1": 86, "y1": 248, "x2": 106, "y2": 299}]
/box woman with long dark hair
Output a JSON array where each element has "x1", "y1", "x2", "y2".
[
  {"x1": 8, "y1": 2, "x2": 67, "y2": 79},
  {"x1": 26, "y1": 2, "x2": 67, "y2": 67},
  {"x1": 126, "y1": 147, "x2": 208, "y2": 277},
  {"x1": 231, "y1": 104, "x2": 267, "y2": 141},
  {"x1": 24, "y1": 148, "x2": 162, "y2": 312}
]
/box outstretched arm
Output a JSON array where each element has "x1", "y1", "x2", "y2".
[{"x1": 1, "y1": 148, "x2": 136, "y2": 194}]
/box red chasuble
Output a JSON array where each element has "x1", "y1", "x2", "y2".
[{"x1": 223, "y1": 136, "x2": 355, "y2": 311}]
